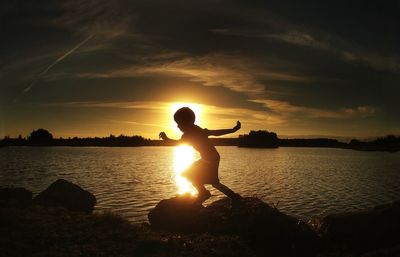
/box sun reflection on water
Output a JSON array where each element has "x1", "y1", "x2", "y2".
[{"x1": 173, "y1": 145, "x2": 197, "y2": 195}]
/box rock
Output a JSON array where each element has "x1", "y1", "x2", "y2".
[
  {"x1": 149, "y1": 196, "x2": 319, "y2": 256},
  {"x1": 33, "y1": 179, "x2": 96, "y2": 213},
  {"x1": 0, "y1": 187, "x2": 32, "y2": 207},
  {"x1": 148, "y1": 195, "x2": 215, "y2": 232},
  {"x1": 208, "y1": 197, "x2": 319, "y2": 255},
  {"x1": 320, "y1": 200, "x2": 400, "y2": 252}
]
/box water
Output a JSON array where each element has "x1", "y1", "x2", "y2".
[{"x1": 1, "y1": 146, "x2": 400, "y2": 223}]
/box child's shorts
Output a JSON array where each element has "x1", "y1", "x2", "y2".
[{"x1": 181, "y1": 159, "x2": 219, "y2": 185}]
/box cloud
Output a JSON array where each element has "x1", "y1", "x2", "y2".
[
  {"x1": 251, "y1": 99, "x2": 378, "y2": 119},
  {"x1": 341, "y1": 52, "x2": 400, "y2": 72},
  {"x1": 76, "y1": 53, "x2": 311, "y2": 100},
  {"x1": 41, "y1": 99, "x2": 283, "y2": 127},
  {"x1": 343, "y1": 106, "x2": 378, "y2": 117},
  {"x1": 136, "y1": 56, "x2": 265, "y2": 95},
  {"x1": 42, "y1": 100, "x2": 168, "y2": 110},
  {"x1": 108, "y1": 120, "x2": 166, "y2": 129},
  {"x1": 3, "y1": 0, "x2": 399, "y2": 138},
  {"x1": 52, "y1": 0, "x2": 133, "y2": 39},
  {"x1": 211, "y1": 26, "x2": 400, "y2": 73},
  {"x1": 210, "y1": 28, "x2": 327, "y2": 49}
]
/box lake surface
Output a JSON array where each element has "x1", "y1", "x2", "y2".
[{"x1": 1, "y1": 146, "x2": 399, "y2": 223}]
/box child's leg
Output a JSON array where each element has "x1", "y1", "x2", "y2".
[
  {"x1": 212, "y1": 182, "x2": 240, "y2": 200},
  {"x1": 192, "y1": 182, "x2": 211, "y2": 203},
  {"x1": 193, "y1": 182, "x2": 208, "y2": 195}
]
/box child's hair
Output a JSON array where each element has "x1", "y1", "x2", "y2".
[{"x1": 174, "y1": 107, "x2": 195, "y2": 124}]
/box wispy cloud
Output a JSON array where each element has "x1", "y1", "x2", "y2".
[
  {"x1": 210, "y1": 28, "x2": 327, "y2": 49},
  {"x1": 108, "y1": 120, "x2": 166, "y2": 128},
  {"x1": 53, "y1": 0, "x2": 133, "y2": 39},
  {"x1": 42, "y1": 99, "x2": 284, "y2": 127},
  {"x1": 43, "y1": 101, "x2": 169, "y2": 110},
  {"x1": 77, "y1": 53, "x2": 310, "y2": 98},
  {"x1": 211, "y1": 27, "x2": 400, "y2": 72},
  {"x1": 251, "y1": 99, "x2": 378, "y2": 119},
  {"x1": 341, "y1": 51, "x2": 400, "y2": 72}
]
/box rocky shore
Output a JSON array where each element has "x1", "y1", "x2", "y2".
[{"x1": 1, "y1": 179, "x2": 400, "y2": 257}]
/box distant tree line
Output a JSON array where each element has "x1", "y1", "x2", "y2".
[
  {"x1": 1, "y1": 128, "x2": 399, "y2": 152},
  {"x1": 0, "y1": 128, "x2": 151, "y2": 147},
  {"x1": 237, "y1": 131, "x2": 400, "y2": 151},
  {"x1": 237, "y1": 131, "x2": 346, "y2": 148},
  {"x1": 278, "y1": 138, "x2": 346, "y2": 148},
  {"x1": 348, "y1": 135, "x2": 400, "y2": 152}
]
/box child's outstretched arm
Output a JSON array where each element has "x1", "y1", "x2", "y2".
[
  {"x1": 159, "y1": 132, "x2": 181, "y2": 143},
  {"x1": 207, "y1": 121, "x2": 241, "y2": 136}
]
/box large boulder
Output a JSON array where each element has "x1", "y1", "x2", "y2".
[
  {"x1": 148, "y1": 195, "x2": 216, "y2": 232},
  {"x1": 320, "y1": 200, "x2": 400, "y2": 252},
  {"x1": 33, "y1": 179, "x2": 96, "y2": 213},
  {"x1": 208, "y1": 197, "x2": 319, "y2": 255},
  {"x1": 0, "y1": 187, "x2": 32, "y2": 207},
  {"x1": 149, "y1": 196, "x2": 319, "y2": 256}
]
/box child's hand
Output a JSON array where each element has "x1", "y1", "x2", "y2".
[
  {"x1": 159, "y1": 132, "x2": 168, "y2": 140},
  {"x1": 233, "y1": 120, "x2": 241, "y2": 132}
]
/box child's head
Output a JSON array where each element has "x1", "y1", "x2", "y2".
[{"x1": 174, "y1": 107, "x2": 195, "y2": 132}]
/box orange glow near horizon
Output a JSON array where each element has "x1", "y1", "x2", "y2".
[{"x1": 173, "y1": 145, "x2": 198, "y2": 195}]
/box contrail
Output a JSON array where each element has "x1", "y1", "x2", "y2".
[{"x1": 23, "y1": 34, "x2": 95, "y2": 94}]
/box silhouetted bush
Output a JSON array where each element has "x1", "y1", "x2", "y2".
[
  {"x1": 28, "y1": 128, "x2": 53, "y2": 145},
  {"x1": 238, "y1": 130, "x2": 279, "y2": 148},
  {"x1": 349, "y1": 139, "x2": 363, "y2": 146}
]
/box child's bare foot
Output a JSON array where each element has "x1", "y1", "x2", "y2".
[{"x1": 195, "y1": 190, "x2": 211, "y2": 204}]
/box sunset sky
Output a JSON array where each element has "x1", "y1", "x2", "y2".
[{"x1": 1, "y1": 1, "x2": 399, "y2": 140}]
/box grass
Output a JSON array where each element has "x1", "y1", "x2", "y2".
[
  {"x1": 0, "y1": 205, "x2": 254, "y2": 257},
  {"x1": 2, "y1": 198, "x2": 400, "y2": 257}
]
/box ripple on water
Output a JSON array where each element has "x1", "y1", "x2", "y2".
[{"x1": 1, "y1": 146, "x2": 400, "y2": 222}]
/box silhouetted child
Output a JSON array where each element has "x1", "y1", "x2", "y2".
[{"x1": 159, "y1": 107, "x2": 242, "y2": 204}]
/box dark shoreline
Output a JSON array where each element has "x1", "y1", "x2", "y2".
[
  {"x1": 0, "y1": 128, "x2": 400, "y2": 152},
  {"x1": 1, "y1": 142, "x2": 399, "y2": 152},
  {"x1": 2, "y1": 129, "x2": 399, "y2": 152},
  {"x1": 2, "y1": 181, "x2": 400, "y2": 257}
]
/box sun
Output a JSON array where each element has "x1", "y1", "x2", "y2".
[
  {"x1": 170, "y1": 102, "x2": 202, "y2": 124},
  {"x1": 170, "y1": 102, "x2": 203, "y2": 136}
]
